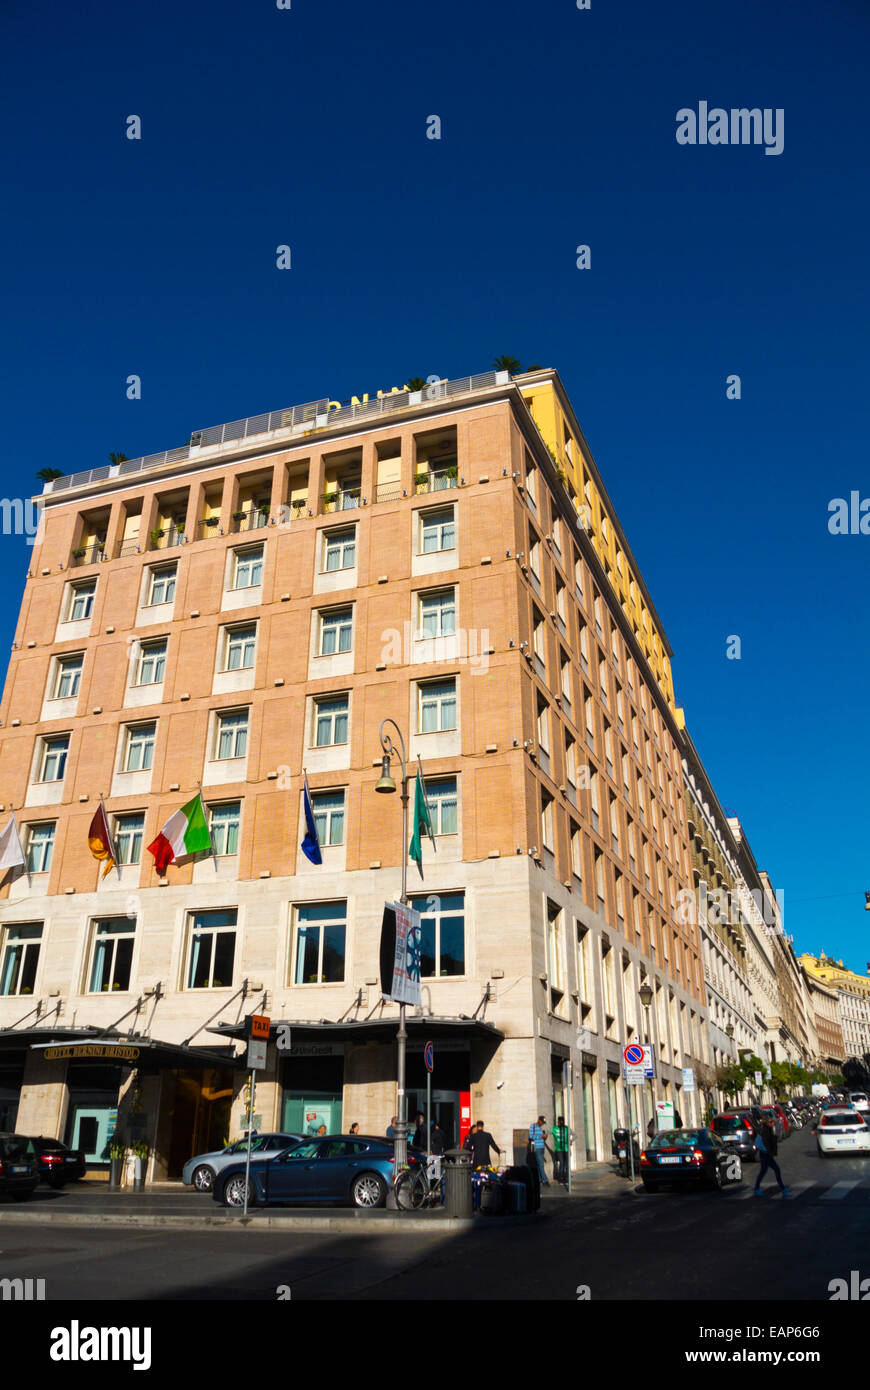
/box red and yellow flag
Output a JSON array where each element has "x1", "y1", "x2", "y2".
[{"x1": 88, "y1": 802, "x2": 116, "y2": 879}]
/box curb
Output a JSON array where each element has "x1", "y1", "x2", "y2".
[{"x1": 0, "y1": 1209, "x2": 483, "y2": 1235}]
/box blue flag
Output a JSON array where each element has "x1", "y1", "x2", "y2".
[{"x1": 301, "y1": 772, "x2": 322, "y2": 865}]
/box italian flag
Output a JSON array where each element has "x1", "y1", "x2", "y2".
[{"x1": 147, "y1": 794, "x2": 211, "y2": 875}]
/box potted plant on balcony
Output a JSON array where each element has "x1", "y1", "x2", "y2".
[
  {"x1": 108, "y1": 1135, "x2": 126, "y2": 1189},
  {"x1": 132, "y1": 1139, "x2": 150, "y2": 1191},
  {"x1": 204, "y1": 515, "x2": 220, "y2": 528},
  {"x1": 291, "y1": 498, "x2": 306, "y2": 516},
  {"x1": 414, "y1": 472, "x2": 429, "y2": 489},
  {"x1": 150, "y1": 528, "x2": 164, "y2": 548},
  {"x1": 321, "y1": 491, "x2": 338, "y2": 510},
  {"x1": 444, "y1": 464, "x2": 458, "y2": 481},
  {"x1": 232, "y1": 509, "x2": 246, "y2": 522},
  {"x1": 72, "y1": 546, "x2": 87, "y2": 559}
]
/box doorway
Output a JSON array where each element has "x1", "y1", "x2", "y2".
[
  {"x1": 69, "y1": 1106, "x2": 113, "y2": 1163},
  {"x1": 407, "y1": 1088, "x2": 460, "y2": 1147}
]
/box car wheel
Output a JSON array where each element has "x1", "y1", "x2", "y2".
[
  {"x1": 222, "y1": 1175, "x2": 255, "y2": 1208},
  {"x1": 351, "y1": 1172, "x2": 386, "y2": 1209},
  {"x1": 192, "y1": 1164, "x2": 215, "y2": 1193}
]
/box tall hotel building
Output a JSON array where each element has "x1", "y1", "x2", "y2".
[{"x1": 0, "y1": 368, "x2": 708, "y2": 1180}]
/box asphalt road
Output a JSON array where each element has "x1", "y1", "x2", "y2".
[{"x1": 1, "y1": 1126, "x2": 868, "y2": 1300}]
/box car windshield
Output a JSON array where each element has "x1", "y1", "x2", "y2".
[
  {"x1": 850, "y1": 1094, "x2": 867, "y2": 1103},
  {"x1": 713, "y1": 1116, "x2": 744, "y2": 1132},
  {"x1": 0, "y1": 1135, "x2": 30, "y2": 1161},
  {"x1": 281, "y1": 1141, "x2": 321, "y2": 1160},
  {"x1": 823, "y1": 1113, "x2": 865, "y2": 1128},
  {"x1": 649, "y1": 1130, "x2": 703, "y2": 1149}
]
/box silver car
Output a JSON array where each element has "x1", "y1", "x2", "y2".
[{"x1": 183, "y1": 1133, "x2": 304, "y2": 1192}]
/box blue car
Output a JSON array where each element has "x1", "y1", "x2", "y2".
[{"x1": 212, "y1": 1135, "x2": 422, "y2": 1210}]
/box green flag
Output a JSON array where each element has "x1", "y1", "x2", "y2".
[{"x1": 408, "y1": 767, "x2": 436, "y2": 878}]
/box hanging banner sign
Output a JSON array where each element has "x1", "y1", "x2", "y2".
[{"x1": 379, "y1": 901, "x2": 422, "y2": 1006}]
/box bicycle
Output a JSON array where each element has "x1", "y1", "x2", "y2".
[{"x1": 394, "y1": 1154, "x2": 444, "y2": 1210}]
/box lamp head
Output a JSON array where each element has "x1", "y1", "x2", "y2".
[
  {"x1": 375, "y1": 754, "x2": 396, "y2": 793},
  {"x1": 638, "y1": 981, "x2": 653, "y2": 1009}
]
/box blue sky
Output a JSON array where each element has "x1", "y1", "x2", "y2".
[{"x1": 1, "y1": 0, "x2": 868, "y2": 969}]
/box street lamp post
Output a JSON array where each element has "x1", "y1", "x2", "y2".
[
  {"x1": 375, "y1": 718, "x2": 411, "y2": 1170},
  {"x1": 639, "y1": 978, "x2": 655, "y2": 1133}
]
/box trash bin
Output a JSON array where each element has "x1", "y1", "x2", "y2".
[{"x1": 443, "y1": 1146, "x2": 473, "y2": 1218}]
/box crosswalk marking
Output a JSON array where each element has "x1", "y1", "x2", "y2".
[{"x1": 820, "y1": 1180, "x2": 861, "y2": 1201}]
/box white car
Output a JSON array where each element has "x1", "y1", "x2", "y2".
[
  {"x1": 848, "y1": 1091, "x2": 869, "y2": 1114},
  {"x1": 816, "y1": 1109, "x2": 870, "y2": 1156},
  {"x1": 182, "y1": 1132, "x2": 304, "y2": 1191}
]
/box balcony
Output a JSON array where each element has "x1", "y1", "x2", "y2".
[
  {"x1": 149, "y1": 526, "x2": 186, "y2": 551},
  {"x1": 414, "y1": 466, "x2": 458, "y2": 495},
  {"x1": 69, "y1": 542, "x2": 105, "y2": 567},
  {"x1": 321, "y1": 487, "x2": 361, "y2": 514},
  {"x1": 375, "y1": 481, "x2": 402, "y2": 503},
  {"x1": 230, "y1": 507, "x2": 269, "y2": 533}
]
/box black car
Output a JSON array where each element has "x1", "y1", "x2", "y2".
[
  {"x1": 640, "y1": 1127, "x2": 743, "y2": 1192},
  {"x1": 0, "y1": 1133, "x2": 39, "y2": 1200},
  {"x1": 27, "y1": 1136, "x2": 87, "y2": 1187},
  {"x1": 711, "y1": 1111, "x2": 759, "y2": 1161}
]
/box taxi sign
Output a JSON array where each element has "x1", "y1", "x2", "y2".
[{"x1": 248, "y1": 1014, "x2": 271, "y2": 1040}]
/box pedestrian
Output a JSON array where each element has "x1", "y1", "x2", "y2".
[
  {"x1": 430, "y1": 1120, "x2": 447, "y2": 1156},
  {"x1": 647, "y1": 1116, "x2": 656, "y2": 1141},
  {"x1": 673, "y1": 1109, "x2": 683, "y2": 1128},
  {"x1": 316, "y1": 1124, "x2": 327, "y2": 1137},
  {"x1": 386, "y1": 1115, "x2": 399, "y2": 1139},
  {"x1": 412, "y1": 1112, "x2": 427, "y2": 1149},
  {"x1": 753, "y1": 1117, "x2": 791, "y2": 1197},
  {"x1": 551, "y1": 1115, "x2": 571, "y2": 1184},
  {"x1": 349, "y1": 1122, "x2": 359, "y2": 1135},
  {"x1": 528, "y1": 1114, "x2": 549, "y2": 1185},
  {"x1": 467, "y1": 1120, "x2": 502, "y2": 1170}
]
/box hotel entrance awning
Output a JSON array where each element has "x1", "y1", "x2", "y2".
[
  {"x1": 208, "y1": 1015, "x2": 503, "y2": 1047},
  {"x1": 18, "y1": 1028, "x2": 239, "y2": 1071}
]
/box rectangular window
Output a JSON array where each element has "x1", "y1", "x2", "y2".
[
  {"x1": 576, "y1": 923, "x2": 589, "y2": 1001},
  {"x1": 418, "y1": 588, "x2": 456, "y2": 639},
  {"x1": 187, "y1": 908, "x2": 237, "y2": 989},
  {"x1": 547, "y1": 902, "x2": 565, "y2": 1012},
  {"x1": 147, "y1": 564, "x2": 176, "y2": 606},
  {"x1": 40, "y1": 735, "x2": 69, "y2": 783},
  {"x1": 409, "y1": 891, "x2": 465, "y2": 977},
  {"x1": 420, "y1": 506, "x2": 455, "y2": 553},
  {"x1": 124, "y1": 723, "x2": 155, "y2": 772},
  {"x1": 215, "y1": 709, "x2": 248, "y2": 760},
  {"x1": 88, "y1": 917, "x2": 135, "y2": 993},
  {"x1": 425, "y1": 777, "x2": 458, "y2": 835},
  {"x1": 419, "y1": 678, "x2": 456, "y2": 733},
  {"x1": 68, "y1": 580, "x2": 96, "y2": 622},
  {"x1": 323, "y1": 527, "x2": 356, "y2": 572},
  {"x1": 25, "y1": 822, "x2": 55, "y2": 873},
  {"x1": 54, "y1": 654, "x2": 83, "y2": 699},
  {"x1": 0, "y1": 923, "x2": 42, "y2": 996},
  {"x1": 571, "y1": 822, "x2": 584, "y2": 881},
  {"x1": 311, "y1": 790, "x2": 346, "y2": 847},
  {"x1": 313, "y1": 694, "x2": 349, "y2": 747},
  {"x1": 319, "y1": 607, "x2": 353, "y2": 655},
  {"x1": 560, "y1": 658, "x2": 572, "y2": 714},
  {"x1": 209, "y1": 802, "x2": 241, "y2": 856},
  {"x1": 541, "y1": 791, "x2": 554, "y2": 851},
  {"x1": 224, "y1": 624, "x2": 257, "y2": 671},
  {"x1": 137, "y1": 639, "x2": 166, "y2": 686},
  {"x1": 114, "y1": 813, "x2": 144, "y2": 866},
  {"x1": 293, "y1": 901, "x2": 346, "y2": 984},
  {"x1": 233, "y1": 545, "x2": 264, "y2": 589}
]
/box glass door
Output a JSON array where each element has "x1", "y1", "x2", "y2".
[{"x1": 70, "y1": 1106, "x2": 112, "y2": 1162}]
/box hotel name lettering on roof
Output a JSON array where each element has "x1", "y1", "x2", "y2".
[{"x1": 44, "y1": 1044, "x2": 141, "y2": 1062}]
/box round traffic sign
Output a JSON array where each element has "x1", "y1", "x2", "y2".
[
  {"x1": 624, "y1": 1044, "x2": 644, "y2": 1066},
  {"x1": 424, "y1": 1041, "x2": 434, "y2": 1072}
]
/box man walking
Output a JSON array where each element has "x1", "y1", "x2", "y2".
[
  {"x1": 551, "y1": 1115, "x2": 571, "y2": 1185},
  {"x1": 529, "y1": 1115, "x2": 549, "y2": 1186},
  {"x1": 754, "y1": 1116, "x2": 791, "y2": 1197},
  {"x1": 467, "y1": 1121, "x2": 502, "y2": 1170}
]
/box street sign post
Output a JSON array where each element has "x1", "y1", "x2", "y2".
[
  {"x1": 243, "y1": 1014, "x2": 270, "y2": 1217},
  {"x1": 682, "y1": 1067, "x2": 695, "y2": 1092},
  {"x1": 622, "y1": 1043, "x2": 653, "y2": 1084},
  {"x1": 424, "y1": 1040, "x2": 433, "y2": 1164},
  {"x1": 655, "y1": 1100, "x2": 675, "y2": 1131}
]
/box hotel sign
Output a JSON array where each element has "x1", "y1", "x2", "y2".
[{"x1": 44, "y1": 1044, "x2": 141, "y2": 1063}]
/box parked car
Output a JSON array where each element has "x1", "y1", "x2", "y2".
[
  {"x1": 848, "y1": 1092, "x2": 869, "y2": 1114},
  {"x1": 0, "y1": 1133, "x2": 39, "y2": 1200},
  {"x1": 182, "y1": 1132, "x2": 305, "y2": 1193},
  {"x1": 213, "y1": 1135, "x2": 424, "y2": 1209},
  {"x1": 27, "y1": 1136, "x2": 87, "y2": 1187},
  {"x1": 711, "y1": 1111, "x2": 759, "y2": 1161},
  {"x1": 770, "y1": 1103, "x2": 792, "y2": 1136},
  {"x1": 640, "y1": 1128, "x2": 743, "y2": 1192},
  {"x1": 816, "y1": 1108, "x2": 870, "y2": 1157}
]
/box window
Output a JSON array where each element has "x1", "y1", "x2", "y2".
[
  {"x1": 114, "y1": 813, "x2": 144, "y2": 865},
  {"x1": 25, "y1": 822, "x2": 55, "y2": 873},
  {"x1": 311, "y1": 790, "x2": 346, "y2": 847},
  {"x1": 54, "y1": 654, "x2": 83, "y2": 699},
  {"x1": 589, "y1": 769, "x2": 600, "y2": 832},
  {"x1": 88, "y1": 917, "x2": 135, "y2": 993},
  {"x1": 541, "y1": 791, "x2": 554, "y2": 851},
  {"x1": 571, "y1": 822, "x2": 584, "y2": 881},
  {"x1": 224, "y1": 625, "x2": 257, "y2": 671},
  {"x1": 323, "y1": 527, "x2": 356, "y2": 572},
  {"x1": 418, "y1": 588, "x2": 455, "y2": 639},
  {"x1": 319, "y1": 607, "x2": 353, "y2": 655},
  {"x1": 293, "y1": 901, "x2": 346, "y2": 984},
  {"x1": 533, "y1": 609, "x2": 546, "y2": 674},
  {"x1": 579, "y1": 621, "x2": 589, "y2": 674},
  {"x1": 0, "y1": 923, "x2": 42, "y2": 996},
  {"x1": 575, "y1": 558, "x2": 585, "y2": 603},
  {"x1": 419, "y1": 678, "x2": 456, "y2": 733},
  {"x1": 560, "y1": 657, "x2": 572, "y2": 715},
  {"x1": 233, "y1": 545, "x2": 264, "y2": 589},
  {"x1": 187, "y1": 909, "x2": 237, "y2": 989},
  {"x1": 209, "y1": 802, "x2": 241, "y2": 856},
  {"x1": 409, "y1": 891, "x2": 465, "y2": 977},
  {"x1": 594, "y1": 848, "x2": 606, "y2": 913},
  {"x1": 565, "y1": 735, "x2": 577, "y2": 793},
  {"x1": 313, "y1": 694, "x2": 349, "y2": 747},
  {"x1": 525, "y1": 462, "x2": 538, "y2": 507},
  {"x1": 147, "y1": 564, "x2": 176, "y2": 606},
  {"x1": 215, "y1": 709, "x2": 248, "y2": 760},
  {"x1": 576, "y1": 923, "x2": 589, "y2": 1001},
  {"x1": 425, "y1": 777, "x2": 458, "y2": 835},
  {"x1": 137, "y1": 639, "x2": 166, "y2": 686},
  {"x1": 547, "y1": 902, "x2": 565, "y2": 1012},
  {"x1": 536, "y1": 698, "x2": 550, "y2": 755},
  {"x1": 67, "y1": 580, "x2": 96, "y2": 622},
  {"x1": 123, "y1": 723, "x2": 155, "y2": 773},
  {"x1": 39, "y1": 735, "x2": 69, "y2": 782},
  {"x1": 420, "y1": 506, "x2": 455, "y2": 553}
]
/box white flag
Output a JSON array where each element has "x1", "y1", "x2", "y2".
[{"x1": 0, "y1": 815, "x2": 26, "y2": 872}]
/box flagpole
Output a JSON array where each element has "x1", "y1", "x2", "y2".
[
  {"x1": 100, "y1": 794, "x2": 122, "y2": 880},
  {"x1": 197, "y1": 781, "x2": 216, "y2": 870}
]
